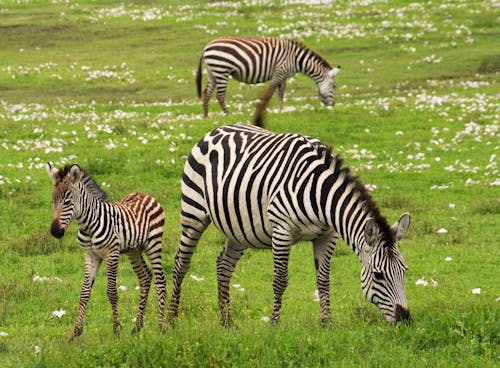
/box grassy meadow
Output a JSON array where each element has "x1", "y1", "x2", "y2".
[{"x1": 0, "y1": 0, "x2": 499, "y2": 366}]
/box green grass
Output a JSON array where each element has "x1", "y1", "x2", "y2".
[{"x1": 0, "y1": 1, "x2": 499, "y2": 367}]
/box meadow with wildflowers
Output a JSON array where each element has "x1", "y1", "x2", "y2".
[{"x1": 0, "y1": 0, "x2": 498, "y2": 367}]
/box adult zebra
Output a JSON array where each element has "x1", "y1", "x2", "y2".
[
  {"x1": 168, "y1": 124, "x2": 411, "y2": 327},
  {"x1": 196, "y1": 36, "x2": 341, "y2": 125},
  {"x1": 47, "y1": 163, "x2": 167, "y2": 338}
]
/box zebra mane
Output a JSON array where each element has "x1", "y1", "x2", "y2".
[
  {"x1": 291, "y1": 39, "x2": 332, "y2": 70},
  {"x1": 58, "y1": 165, "x2": 108, "y2": 201},
  {"x1": 316, "y1": 144, "x2": 395, "y2": 248}
]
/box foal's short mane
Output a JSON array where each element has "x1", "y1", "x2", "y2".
[
  {"x1": 315, "y1": 143, "x2": 396, "y2": 248},
  {"x1": 58, "y1": 165, "x2": 108, "y2": 201}
]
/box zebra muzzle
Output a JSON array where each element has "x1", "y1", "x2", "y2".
[
  {"x1": 395, "y1": 304, "x2": 411, "y2": 324},
  {"x1": 51, "y1": 220, "x2": 65, "y2": 239}
]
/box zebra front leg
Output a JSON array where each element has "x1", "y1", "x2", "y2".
[
  {"x1": 71, "y1": 253, "x2": 102, "y2": 340},
  {"x1": 105, "y1": 251, "x2": 121, "y2": 336},
  {"x1": 128, "y1": 252, "x2": 152, "y2": 333},
  {"x1": 313, "y1": 233, "x2": 337, "y2": 326},
  {"x1": 216, "y1": 240, "x2": 246, "y2": 328},
  {"x1": 270, "y1": 240, "x2": 292, "y2": 324}
]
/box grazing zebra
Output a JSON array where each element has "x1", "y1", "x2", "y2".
[
  {"x1": 168, "y1": 124, "x2": 411, "y2": 327},
  {"x1": 196, "y1": 36, "x2": 341, "y2": 125},
  {"x1": 47, "y1": 163, "x2": 166, "y2": 338}
]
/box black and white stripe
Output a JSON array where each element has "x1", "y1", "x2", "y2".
[
  {"x1": 196, "y1": 37, "x2": 340, "y2": 125},
  {"x1": 168, "y1": 124, "x2": 411, "y2": 326},
  {"x1": 47, "y1": 163, "x2": 166, "y2": 338}
]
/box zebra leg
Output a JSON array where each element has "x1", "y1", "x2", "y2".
[
  {"x1": 313, "y1": 233, "x2": 337, "y2": 326},
  {"x1": 216, "y1": 239, "x2": 246, "y2": 328},
  {"x1": 71, "y1": 252, "x2": 102, "y2": 340},
  {"x1": 270, "y1": 234, "x2": 292, "y2": 324},
  {"x1": 202, "y1": 74, "x2": 216, "y2": 117},
  {"x1": 278, "y1": 81, "x2": 286, "y2": 110},
  {"x1": 168, "y1": 220, "x2": 208, "y2": 325},
  {"x1": 215, "y1": 79, "x2": 229, "y2": 115},
  {"x1": 104, "y1": 250, "x2": 121, "y2": 336},
  {"x1": 144, "y1": 242, "x2": 167, "y2": 332},
  {"x1": 127, "y1": 251, "x2": 152, "y2": 333}
]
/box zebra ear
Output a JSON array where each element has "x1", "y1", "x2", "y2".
[
  {"x1": 329, "y1": 66, "x2": 341, "y2": 78},
  {"x1": 47, "y1": 162, "x2": 59, "y2": 184},
  {"x1": 392, "y1": 213, "x2": 410, "y2": 242},
  {"x1": 364, "y1": 219, "x2": 380, "y2": 247},
  {"x1": 68, "y1": 164, "x2": 82, "y2": 184}
]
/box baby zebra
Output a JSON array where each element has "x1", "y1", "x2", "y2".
[{"x1": 47, "y1": 163, "x2": 166, "y2": 338}]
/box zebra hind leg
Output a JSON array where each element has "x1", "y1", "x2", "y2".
[
  {"x1": 216, "y1": 239, "x2": 246, "y2": 328},
  {"x1": 168, "y1": 221, "x2": 207, "y2": 325},
  {"x1": 144, "y1": 241, "x2": 167, "y2": 332},
  {"x1": 270, "y1": 238, "x2": 292, "y2": 324},
  {"x1": 128, "y1": 251, "x2": 153, "y2": 333}
]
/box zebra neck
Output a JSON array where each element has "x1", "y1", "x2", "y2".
[
  {"x1": 296, "y1": 48, "x2": 328, "y2": 83},
  {"x1": 331, "y1": 195, "x2": 371, "y2": 259},
  {"x1": 76, "y1": 189, "x2": 112, "y2": 234}
]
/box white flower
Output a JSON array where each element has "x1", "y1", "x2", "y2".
[
  {"x1": 118, "y1": 285, "x2": 128, "y2": 291},
  {"x1": 190, "y1": 274, "x2": 204, "y2": 282},
  {"x1": 34, "y1": 346, "x2": 42, "y2": 354},
  {"x1": 0, "y1": 331, "x2": 8, "y2": 337},
  {"x1": 52, "y1": 309, "x2": 66, "y2": 318},
  {"x1": 416, "y1": 278, "x2": 429, "y2": 287},
  {"x1": 260, "y1": 316, "x2": 270, "y2": 322},
  {"x1": 436, "y1": 228, "x2": 448, "y2": 234},
  {"x1": 448, "y1": 203, "x2": 455, "y2": 209},
  {"x1": 431, "y1": 279, "x2": 439, "y2": 287},
  {"x1": 313, "y1": 289, "x2": 320, "y2": 302},
  {"x1": 472, "y1": 288, "x2": 481, "y2": 295},
  {"x1": 444, "y1": 257, "x2": 453, "y2": 262}
]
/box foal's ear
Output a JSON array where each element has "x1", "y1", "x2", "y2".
[
  {"x1": 46, "y1": 162, "x2": 59, "y2": 184},
  {"x1": 68, "y1": 164, "x2": 82, "y2": 184}
]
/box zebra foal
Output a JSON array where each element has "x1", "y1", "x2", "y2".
[
  {"x1": 196, "y1": 36, "x2": 340, "y2": 125},
  {"x1": 168, "y1": 124, "x2": 411, "y2": 327},
  {"x1": 47, "y1": 163, "x2": 166, "y2": 338}
]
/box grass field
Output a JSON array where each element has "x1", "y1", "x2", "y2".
[{"x1": 0, "y1": 0, "x2": 498, "y2": 367}]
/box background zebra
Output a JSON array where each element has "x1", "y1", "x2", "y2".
[
  {"x1": 168, "y1": 124, "x2": 411, "y2": 327},
  {"x1": 47, "y1": 163, "x2": 166, "y2": 338},
  {"x1": 196, "y1": 36, "x2": 341, "y2": 125}
]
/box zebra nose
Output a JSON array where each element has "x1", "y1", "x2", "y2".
[
  {"x1": 395, "y1": 304, "x2": 411, "y2": 323},
  {"x1": 51, "y1": 220, "x2": 65, "y2": 239}
]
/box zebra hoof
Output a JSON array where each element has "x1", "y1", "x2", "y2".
[{"x1": 321, "y1": 317, "x2": 333, "y2": 328}]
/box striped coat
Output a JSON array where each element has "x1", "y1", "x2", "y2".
[
  {"x1": 48, "y1": 163, "x2": 166, "y2": 338},
  {"x1": 196, "y1": 36, "x2": 340, "y2": 125},
  {"x1": 168, "y1": 124, "x2": 411, "y2": 327}
]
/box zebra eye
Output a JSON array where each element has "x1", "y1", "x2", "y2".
[{"x1": 373, "y1": 271, "x2": 385, "y2": 281}]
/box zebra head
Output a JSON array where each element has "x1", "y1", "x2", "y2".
[
  {"x1": 47, "y1": 163, "x2": 82, "y2": 239},
  {"x1": 361, "y1": 213, "x2": 411, "y2": 324},
  {"x1": 317, "y1": 66, "x2": 340, "y2": 107}
]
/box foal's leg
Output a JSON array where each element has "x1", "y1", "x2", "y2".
[
  {"x1": 104, "y1": 249, "x2": 121, "y2": 336},
  {"x1": 72, "y1": 252, "x2": 102, "y2": 339},
  {"x1": 128, "y1": 251, "x2": 152, "y2": 332},
  {"x1": 145, "y1": 241, "x2": 166, "y2": 331}
]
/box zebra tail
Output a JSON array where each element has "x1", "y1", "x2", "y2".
[{"x1": 196, "y1": 54, "x2": 203, "y2": 99}]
